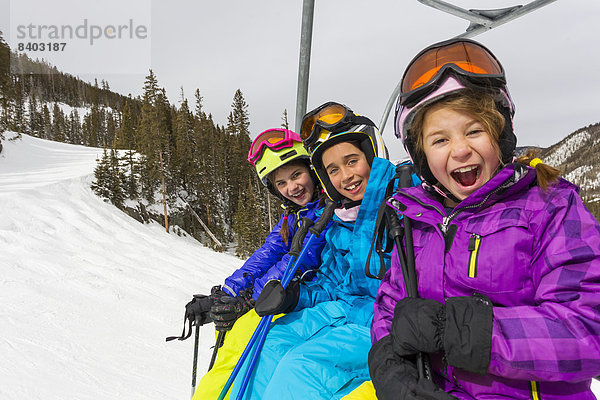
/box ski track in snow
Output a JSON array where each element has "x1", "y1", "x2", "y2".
[
  {"x1": 0, "y1": 133, "x2": 236, "y2": 400},
  {"x1": 1, "y1": 133, "x2": 599, "y2": 399}
]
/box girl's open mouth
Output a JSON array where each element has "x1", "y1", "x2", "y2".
[{"x1": 451, "y1": 165, "x2": 480, "y2": 187}]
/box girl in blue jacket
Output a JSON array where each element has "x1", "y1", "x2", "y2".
[
  {"x1": 192, "y1": 129, "x2": 329, "y2": 400},
  {"x1": 211, "y1": 128, "x2": 328, "y2": 331},
  {"x1": 229, "y1": 103, "x2": 397, "y2": 399}
]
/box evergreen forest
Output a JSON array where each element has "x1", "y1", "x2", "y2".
[{"x1": 0, "y1": 32, "x2": 285, "y2": 257}]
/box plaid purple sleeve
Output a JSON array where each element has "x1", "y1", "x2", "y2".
[{"x1": 489, "y1": 188, "x2": 600, "y2": 382}]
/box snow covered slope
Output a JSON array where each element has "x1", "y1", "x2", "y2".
[{"x1": 0, "y1": 133, "x2": 238, "y2": 400}]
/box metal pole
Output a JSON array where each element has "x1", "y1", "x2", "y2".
[
  {"x1": 294, "y1": 0, "x2": 315, "y2": 133},
  {"x1": 190, "y1": 325, "x2": 200, "y2": 399},
  {"x1": 378, "y1": 80, "x2": 402, "y2": 137},
  {"x1": 208, "y1": 331, "x2": 227, "y2": 371}
]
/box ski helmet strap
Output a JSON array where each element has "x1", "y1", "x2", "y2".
[
  {"x1": 365, "y1": 201, "x2": 390, "y2": 280},
  {"x1": 364, "y1": 163, "x2": 408, "y2": 280},
  {"x1": 497, "y1": 102, "x2": 516, "y2": 164}
]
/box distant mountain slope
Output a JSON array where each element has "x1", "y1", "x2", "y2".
[{"x1": 540, "y1": 122, "x2": 600, "y2": 199}]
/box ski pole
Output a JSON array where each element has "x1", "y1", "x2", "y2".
[
  {"x1": 234, "y1": 227, "x2": 314, "y2": 400},
  {"x1": 216, "y1": 220, "x2": 310, "y2": 400},
  {"x1": 234, "y1": 200, "x2": 335, "y2": 400},
  {"x1": 387, "y1": 164, "x2": 433, "y2": 381},
  {"x1": 216, "y1": 313, "x2": 271, "y2": 400},
  {"x1": 208, "y1": 330, "x2": 226, "y2": 372},
  {"x1": 218, "y1": 200, "x2": 335, "y2": 400},
  {"x1": 190, "y1": 324, "x2": 201, "y2": 399}
]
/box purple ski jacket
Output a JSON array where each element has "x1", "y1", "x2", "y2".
[{"x1": 372, "y1": 163, "x2": 600, "y2": 399}]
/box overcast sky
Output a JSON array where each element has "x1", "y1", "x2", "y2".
[{"x1": 2, "y1": 0, "x2": 599, "y2": 160}]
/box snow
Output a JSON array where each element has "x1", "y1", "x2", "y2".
[
  {"x1": 543, "y1": 129, "x2": 591, "y2": 167},
  {"x1": 55, "y1": 101, "x2": 96, "y2": 122},
  {"x1": 1, "y1": 132, "x2": 599, "y2": 399},
  {"x1": 0, "y1": 132, "x2": 237, "y2": 400}
]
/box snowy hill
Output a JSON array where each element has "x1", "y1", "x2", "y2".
[
  {"x1": 1, "y1": 132, "x2": 599, "y2": 399},
  {"x1": 0, "y1": 132, "x2": 238, "y2": 400},
  {"x1": 541, "y1": 122, "x2": 600, "y2": 200}
]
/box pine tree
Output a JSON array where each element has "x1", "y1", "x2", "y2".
[
  {"x1": 108, "y1": 148, "x2": 124, "y2": 207},
  {"x1": 68, "y1": 110, "x2": 82, "y2": 144},
  {"x1": 120, "y1": 149, "x2": 139, "y2": 200},
  {"x1": 225, "y1": 89, "x2": 253, "y2": 234},
  {"x1": 194, "y1": 88, "x2": 205, "y2": 119},
  {"x1": 41, "y1": 104, "x2": 52, "y2": 140},
  {"x1": 138, "y1": 153, "x2": 158, "y2": 203},
  {"x1": 52, "y1": 103, "x2": 66, "y2": 142},
  {"x1": 233, "y1": 178, "x2": 267, "y2": 257},
  {"x1": 12, "y1": 79, "x2": 26, "y2": 133},
  {"x1": 190, "y1": 95, "x2": 227, "y2": 248},
  {"x1": 137, "y1": 70, "x2": 171, "y2": 204},
  {"x1": 0, "y1": 32, "x2": 11, "y2": 132},
  {"x1": 281, "y1": 109, "x2": 289, "y2": 129},
  {"x1": 91, "y1": 148, "x2": 112, "y2": 199},
  {"x1": 115, "y1": 101, "x2": 139, "y2": 200},
  {"x1": 230, "y1": 89, "x2": 250, "y2": 136},
  {"x1": 84, "y1": 103, "x2": 104, "y2": 147},
  {"x1": 106, "y1": 111, "x2": 117, "y2": 148},
  {"x1": 113, "y1": 100, "x2": 136, "y2": 149},
  {"x1": 28, "y1": 93, "x2": 40, "y2": 136},
  {"x1": 174, "y1": 94, "x2": 196, "y2": 192}
]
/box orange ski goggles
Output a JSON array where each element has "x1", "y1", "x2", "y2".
[
  {"x1": 399, "y1": 38, "x2": 506, "y2": 107},
  {"x1": 301, "y1": 102, "x2": 373, "y2": 153}
]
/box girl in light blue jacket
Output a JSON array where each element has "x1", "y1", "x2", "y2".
[{"x1": 230, "y1": 103, "x2": 397, "y2": 399}]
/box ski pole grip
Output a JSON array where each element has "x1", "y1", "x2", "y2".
[
  {"x1": 309, "y1": 199, "x2": 336, "y2": 237},
  {"x1": 398, "y1": 164, "x2": 414, "y2": 189},
  {"x1": 385, "y1": 203, "x2": 403, "y2": 240},
  {"x1": 289, "y1": 217, "x2": 314, "y2": 257}
]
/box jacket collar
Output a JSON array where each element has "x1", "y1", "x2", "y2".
[{"x1": 398, "y1": 163, "x2": 537, "y2": 212}]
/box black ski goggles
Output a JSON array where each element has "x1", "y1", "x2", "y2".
[
  {"x1": 399, "y1": 38, "x2": 506, "y2": 107},
  {"x1": 301, "y1": 102, "x2": 373, "y2": 152}
]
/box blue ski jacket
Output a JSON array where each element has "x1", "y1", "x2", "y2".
[
  {"x1": 223, "y1": 198, "x2": 327, "y2": 300},
  {"x1": 230, "y1": 157, "x2": 398, "y2": 399}
]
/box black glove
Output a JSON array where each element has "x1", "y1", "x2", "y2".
[
  {"x1": 209, "y1": 287, "x2": 254, "y2": 332},
  {"x1": 392, "y1": 298, "x2": 445, "y2": 356},
  {"x1": 369, "y1": 335, "x2": 458, "y2": 400},
  {"x1": 392, "y1": 295, "x2": 493, "y2": 375},
  {"x1": 185, "y1": 294, "x2": 214, "y2": 326},
  {"x1": 165, "y1": 290, "x2": 215, "y2": 342},
  {"x1": 254, "y1": 279, "x2": 300, "y2": 317}
]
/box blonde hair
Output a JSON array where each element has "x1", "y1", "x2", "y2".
[{"x1": 410, "y1": 89, "x2": 560, "y2": 190}]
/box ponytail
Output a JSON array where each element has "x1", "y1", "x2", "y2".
[
  {"x1": 516, "y1": 149, "x2": 561, "y2": 190},
  {"x1": 279, "y1": 208, "x2": 291, "y2": 246}
]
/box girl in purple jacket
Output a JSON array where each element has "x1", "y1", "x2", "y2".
[{"x1": 370, "y1": 38, "x2": 600, "y2": 400}]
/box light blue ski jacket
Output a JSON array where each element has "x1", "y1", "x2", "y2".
[{"x1": 230, "y1": 157, "x2": 397, "y2": 399}]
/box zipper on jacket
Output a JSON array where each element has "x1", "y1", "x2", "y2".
[
  {"x1": 293, "y1": 206, "x2": 308, "y2": 229},
  {"x1": 439, "y1": 180, "x2": 512, "y2": 234},
  {"x1": 529, "y1": 381, "x2": 541, "y2": 400},
  {"x1": 467, "y1": 234, "x2": 481, "y2": 278}
]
